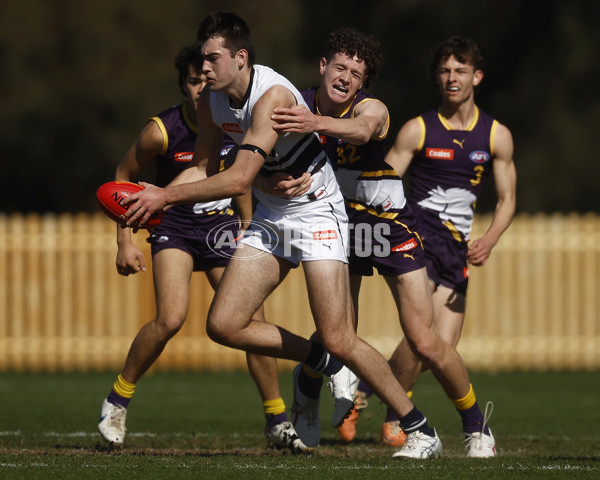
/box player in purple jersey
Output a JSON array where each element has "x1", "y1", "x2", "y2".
[
  {"x1": 271, "y1": 28, "x2": 498, "y2": 458},
  {"x1": 362, "y1": 36, "x2": 515, "y2": 458},
  {"x1": 97, "y1": 44, "x2": 307, "y2": 452},
  {"x1": 267, "y1": 27, "x2": 431, "y2": 457},
  {"x1": 122, "y1": 13, "x2": 442, "y2": 460}
]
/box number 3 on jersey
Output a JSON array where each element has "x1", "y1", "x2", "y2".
[{"x1": 470, "y1": 165, "x2": 484, "y2": 186}]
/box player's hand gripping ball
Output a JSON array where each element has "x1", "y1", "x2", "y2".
[{"x1": 96, "y1": 181, "x2": 164, "y2": 228}]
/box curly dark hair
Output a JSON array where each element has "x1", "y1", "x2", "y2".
[
  {"x1": 430, "y1": 36, "x2": 482, "y2": 80},
  {"x1": 325, "y1": 27, "x2": 383, "y2": 89}
]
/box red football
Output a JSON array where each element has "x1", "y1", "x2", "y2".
[{"x1": 96, "y1": 181, "x2": 164, "y2": 228}]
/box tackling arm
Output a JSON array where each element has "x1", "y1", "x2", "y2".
[
  {"x1": 123, "y1": 86, "x2": 293, "y2": 227},
  {"x1": 271, "y1": 98, "x2": 388, "y2": 146}
]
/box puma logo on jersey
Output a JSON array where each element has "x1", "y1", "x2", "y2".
[{"x1": 453, "y1": 139, "x2": 466, "y2": 149}]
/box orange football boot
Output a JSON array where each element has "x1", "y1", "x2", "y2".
[
  {"x1": 381, "y1": 420, "x2": 407, "y2": 447},
  {"x1": 337, "y1": 390, "x2": 369, "y2": 443}
]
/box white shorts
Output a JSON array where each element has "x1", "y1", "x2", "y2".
[{"x1": 241, "y1": 191, "x2": 349, "y2": 265}]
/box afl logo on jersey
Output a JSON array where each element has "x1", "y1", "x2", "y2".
[
  {"x1": 469, "y1": 151, "x2": 490, "y2": 163},
  {"x1": 220, "y1": 145, "x2": 234, "y2": 157}
]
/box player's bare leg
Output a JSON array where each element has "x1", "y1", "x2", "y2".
[
  {"x1": 99, "y1": 249, "x2": 193, "y2": 445},
  {"x1": 121, "y1": 249, "x2": 194, "y2": 383},
  {"x1": 303, "y1": 259, "x2": 442, "y2": 458},
  {"x1": 207, "y1": 259, "x2": 303, "y2": 451},
  {"x1": 206, "y1": 243, "x2": 312, "y2": 361},
  {"x1": 387, "y1": 282, "x2": 467, "y2": 389},
  {"x1": 383, "y1": 268, "x2": 493, "y2": 456},
  {"x1": 431, "y1": 284, "x2": 466, "y2": 348},
  {"x1": 384, "y1": 268, "x2": 470, "y2": 398}
]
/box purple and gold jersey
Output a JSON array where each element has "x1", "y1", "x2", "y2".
[
  {"x1": 150, "y1": 103, "x2": 235, "y2": 225},
  {"x1": 301, "y1": 88, "x2": 388, "y2": 171},
  {"x1": 147, "y1": 104, "x2": 238, "y2": 270},
  {"x1": 151, "y1": 103, "x2": 198, "y2": 188},
  {"x1": 301, "y1": 87, "x2": 425, "y2": 276},
  {"x1": 301, "y1": 87, "x2": 406, "y2": 213},
  {"x1": 409, "y1": 107, "x2": 498, "y2": 242}
]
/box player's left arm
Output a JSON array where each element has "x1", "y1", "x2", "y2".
[
  {"x1": 272, "y1": 98, "x2": 388, "y2": 145},
  {"x1": 467, "y1": 122, "x2": 517, "y2": 266}
]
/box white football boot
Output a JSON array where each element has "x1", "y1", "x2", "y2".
[
  {"x1": 98, "y1": 399, "x2": 127, "y2": 445},
  {"x1": 291, "y1": 364, "x2": 321, "y2": 447},
  {"x1": 392, "y1": 429, "x2": 443, "y2": 459},
  {"x1": 264, "y1": 420, "x2": 313, "y2": 453},
  {"x1": 465, "y1": 401, "x2": 496, "y2": 458},
  {"x1": 327, "y1": 365, "x2": 358, "y2": 427}
]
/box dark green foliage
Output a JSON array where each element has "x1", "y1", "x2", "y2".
[{"x1": 1, "y1": 0, "x2": 598, "y2": 213}]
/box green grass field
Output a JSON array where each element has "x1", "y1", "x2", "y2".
[{"x1": 1, "y1": 370, "x2": 599, "y2": 479}]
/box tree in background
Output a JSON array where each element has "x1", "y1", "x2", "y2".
[{"x1": 0, "y1": 0, "x2": 597, "y2": 213}]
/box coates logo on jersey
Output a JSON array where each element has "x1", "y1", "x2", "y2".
[
  {"x1": 222, "y1": 123, "x2": 243, "y2": 134},
  {"x1": 391, "y1": 238, "x2": 418, "y2": 252},
  {"x1": 425, "y1": 148, "x2": 454, "y2": 160},
  {"x1": 318, "y1": 134, "x2": 327, "y2": 145},
  {"x1": 174, "y1": 152, "x2": 193, "y2": 162},
  {"x1": 469, "y1": 150, "x2": 491, "y2": 164},
  {"x1": 313, "y1": 230, "x2": 338, "y2": 241}
]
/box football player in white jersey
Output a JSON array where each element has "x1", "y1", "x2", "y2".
[{"x1": 122, "y1": 12, "x2": 442, "y2": 459}]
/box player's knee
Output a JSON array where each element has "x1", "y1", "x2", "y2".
[
  {"x1": 408, "y1": 334, "x2": 439, "y2": 362},
  {"x1": 321, "y1": 333, "x2": 354, "y2": 364},
  {"x1": 154, "y1": 314, "x2": 185, "y2": 339},
  {"x1": 206, "y1": 315, "x2": 236, "y2": 347}
]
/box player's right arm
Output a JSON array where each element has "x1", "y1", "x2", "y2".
[
  {"x1": 272, "y1": 98, "x2": 388, "y2": 145},
  {"x1": 122, "y1": 87, "x2": 276, "y2": 227},
  {"x1": 113, "y1": 120, "x2": 163, "y2": 275},
  {"x1": 383, "y1": 117, "x2": 422, "y2": 177}
]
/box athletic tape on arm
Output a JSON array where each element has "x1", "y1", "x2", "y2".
[{"x1": 239, "y1": 144, "x2": 268, "y2": 159}]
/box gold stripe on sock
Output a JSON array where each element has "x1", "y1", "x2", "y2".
[
  {"x1": 451, "y1": 383, "x2": 476, "y2": 410},
  {"x1": 263, "y1": 397, "x2": 286, "y2": 415},
  {"x1": 302, "y1": 364, "x2": 323, "y2": 379},
  {"x1": 113, "y1": 374, "x2": 136, "y2": 399}
]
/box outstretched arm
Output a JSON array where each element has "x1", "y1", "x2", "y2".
[
  {"x1": 123, "y1": 85, "x2": 296, "y2": 227},
  {"x1": 271, "y1": 98, "x2": 388, "y2": 145}
]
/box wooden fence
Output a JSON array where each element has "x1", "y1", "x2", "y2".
[{"x1": 0, "y1": 212, "x2": 598, "y2": 372}]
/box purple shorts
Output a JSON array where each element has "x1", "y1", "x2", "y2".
[
  {"x1": 417, "y1": 220, "x2": 469, "y2": 295},
  {"x1": 148, "y1": 205, "x2": 238, "y2": 272},
  {"x1": 346, "y1": 204, "x2": 426, "y2": 277}
]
